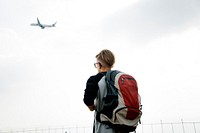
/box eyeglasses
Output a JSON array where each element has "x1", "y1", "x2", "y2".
[{"x1": 94, "y1": 62, "x2": 100, "y2": 68}]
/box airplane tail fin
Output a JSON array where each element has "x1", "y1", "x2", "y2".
[{"x1": 52, "y1": 22, "x2": 57, "y2": 27}]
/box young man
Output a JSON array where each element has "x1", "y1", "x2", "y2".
[{"x1": 83, "y1": 49, "x2": 117, "y2": 133}]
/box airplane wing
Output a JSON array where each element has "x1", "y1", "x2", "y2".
[
  {"x1": 36, "y1": 18, "x2": 45, "y2": 29},
  {"x1": 37, "y1": 18, "x2": 41, "y2": 25}
]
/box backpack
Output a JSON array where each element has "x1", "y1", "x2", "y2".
[{"x1": 96, "y1": 70, "x2": 142, "y2": 132}]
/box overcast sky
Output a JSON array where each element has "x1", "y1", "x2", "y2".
[{"x1": 0, "y1": 0, "x2": 200, "y2": 130}]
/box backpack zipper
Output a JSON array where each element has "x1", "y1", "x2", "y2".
[
  {"x1": 121, "y1": 77, "x2": 135, "y2": 85},
  {"x1": 122, "y1": 78, "x2": 124, "y2": 84}
]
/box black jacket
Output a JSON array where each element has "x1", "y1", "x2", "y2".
[{"x1": 83, "y1": 72, "x2": 106, "y2": 106}]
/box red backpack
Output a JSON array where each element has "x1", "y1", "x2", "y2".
[{"x1": 96, "y1": 70, "x2": 142, "y2": 132}]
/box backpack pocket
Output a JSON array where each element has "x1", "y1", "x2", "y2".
[
  {"x1": 114, "y1": 106, "x2": 141, "y2": 122},
  {"x1": 101, "y1": 94, "x2": 118, "y2": 119}
]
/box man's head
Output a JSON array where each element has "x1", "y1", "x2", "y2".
[{"x1": 95, "y1": 49, "x2": 115, "y2": 72}]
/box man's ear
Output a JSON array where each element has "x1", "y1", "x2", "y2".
[{"x1": 99, "y1": 63, "x2": 102, "y2": 69}]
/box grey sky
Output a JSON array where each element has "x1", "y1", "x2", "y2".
[
  {"x1": 97, "y1": 0, "x2": 200, "y2": 43},
  {"x1": 0, "y1": 0, "x2": 200, "y2": 130}
]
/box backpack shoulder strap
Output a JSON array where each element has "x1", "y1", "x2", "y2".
[{"x1": 106, "y1": 70, "x2": 121, "y2": 85}]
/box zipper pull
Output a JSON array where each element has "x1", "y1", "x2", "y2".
[{"x1": 121, "y1": 78, "x2": 124, "y2": 84}]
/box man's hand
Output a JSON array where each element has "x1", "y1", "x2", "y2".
[{"x1": 88, "y1": 105, "x2": 96, "y2": 111}]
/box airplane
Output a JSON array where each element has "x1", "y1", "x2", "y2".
[{"x1": 30, "y1": 18, "x2": 57, "y2": 29}]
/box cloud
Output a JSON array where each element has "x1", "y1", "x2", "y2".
[
  {"x1": 136, "y1": 27, "x2": 200, "y2": 122},
  {"x1": 0, "y1": 28, "x2": 37, "y2": 92},
  {"x1": 97, "y1": 0, "x2": 200, "y2": 43},
  {"x1": 0, "y1": 26, "x2": 97, "y2": 128}
]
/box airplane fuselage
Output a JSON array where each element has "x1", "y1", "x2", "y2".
[{"x1": 30, "y1": 18, "x2": 56, "y2": 29}]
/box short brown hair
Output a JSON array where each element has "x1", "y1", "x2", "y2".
[{"x1": 96, "y1": 49, "x2": 115, "y2": 67}]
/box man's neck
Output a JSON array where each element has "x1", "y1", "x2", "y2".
[{"x1": 99, "y1": 67, "x2": 111, "y2": 72}]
